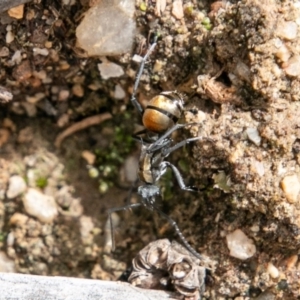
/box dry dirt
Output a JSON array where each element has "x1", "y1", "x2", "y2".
[{"x1": 0, "y1": 0, "x2": 300, "y2": 299}]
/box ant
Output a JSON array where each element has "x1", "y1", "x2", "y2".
[{"x1": 108, "y1": 40, "x2": 209, "y2": 260}]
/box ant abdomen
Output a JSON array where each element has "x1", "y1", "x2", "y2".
[{"x1": 143, "y1": 91, "x2": 184, "y2": 133}]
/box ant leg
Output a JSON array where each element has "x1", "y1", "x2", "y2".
[
  {"x1": 162, "y1": 136, "x2": 214, "y2": 157},
  {"x1": 163, "y1": 161, "x2": 199, "y2": 192},
  {"x1": 125, "y1": 178, "x2": 139, "y2": 205},
  {"x1": 154, "y1": 207, "x2": 204, "y2": 260},
  {"x1": 131, "y1": 42, "x2": 157, "y2": 116},
  {"x1": 107, "y1": 203, "x2": 142, "y2": 251},
  {"x1": 147, "y1": 123, "x2": 204, "y2": 153}
]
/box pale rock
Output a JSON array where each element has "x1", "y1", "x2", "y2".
[
  {"x1": 6, "y1": 175, "x2": 27, "y2": 199},
  {"x1": 76, "y1": 0, "x2": 136, "y2": 56},
  {"x1": 0, "y1": 252, "x2": 15, "y2": 272},
  {"x1": 267, "y1": 262, "x2": 279, "y2": 279},
  {"x1": 226, "y1": 229, "x2": 256, "y2": 260},
  {"x1": 23, "y1": 188, "x2": 58, "y2": 223},
  {"x1": 114, "y1": 84, "x2": 126, "y2": 99},
  {"x1": 172, "y1": 0, "x2": 184, "y2": 19},
  {"x1": 276, "y1": 21, "x2": 298, "y2": 40},
  {"x1": 283, "y1": 55, "x2": 300, "y2": 77},
  {"x1": 281, "y1": 174, "x2": 300, "y2": 203},
  {"x1": 246, "y1": 127, "x2": 261, "y2": 146},
  {"x1": 98, "y1": 61, "x2": 124, "y2": 79}
]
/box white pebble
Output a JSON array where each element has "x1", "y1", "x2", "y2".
[
  {"x1": 283, "y1": 55, "x2": 300, "y2": 77},
  {"x1": 6, "y1": 175, "x2": 27, "y2": 199},
  {"x1": 276, "y1": 21, "x2": 298, "y2": 40},
  {"x1": 281, "y1": 174, "x2": 300, "y2": 203},
  {"x1": 226, "y1": 229, "x2": 256, "y2": 260},
  {"x1": 172, "y1": 0, "x2": 184, "y2": 19},
  {"x1": 98, "y1": 62, "x2": 124, "y2": 79},
  {"x1": 33, "y1": 48, "x2": 49, "y2": 56},
  {"x1": 76, "y1": 0, "x2": 135, "y2": 56},
  {"x1": 11, "y1": 50, "x2": 22, "y2": 64},
  {"x1": 23, "y1": 188, "x2": 58, "y2": 223},
  {"x1": 114, "y1": 84, "x2": 125, "y2": 99},
  {"x1": 251, "y1": 160, "x2": 265, "y2": 177},
  {"x1": 246, "y1": 127, "x2": 261, "y2": 146},
  {"x1": 0, "y1": 252, "x2": 15, "y2": 273},
  {"x1": 6, "y1": 31, "x2": 14, "y2": 44},
  {"x1": 267, "y1": 262, "x2": 279, "y2": 279},
  {"x1": 275, "y1": 44, "x2": 291, "y2": 62}
]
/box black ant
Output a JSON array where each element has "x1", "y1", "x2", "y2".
[{"x1": 108, "y1": 41, "x2": 209, "y2": 260}]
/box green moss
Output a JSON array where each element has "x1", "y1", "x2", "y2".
[
  {"x1": 35, "y1": 177, "x2": 48, "y2": 188},
  {"x1": 140, "y1": 2, "x2": 147, "y2": 11}
]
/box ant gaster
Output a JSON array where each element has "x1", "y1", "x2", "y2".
[{"x1": 108, "y1": 41, "x2": 207, "y2": 260}]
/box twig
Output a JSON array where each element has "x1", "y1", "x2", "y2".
[{"x1": 55, "y1": 113, "x2": 112, "y2": 148}]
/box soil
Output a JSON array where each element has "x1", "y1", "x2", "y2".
[{"x1": 0, "y1": 0, "x2": 300, "y2": 299}]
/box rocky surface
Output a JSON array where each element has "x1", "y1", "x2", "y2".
[{"x1": 0, "y1": 0, "x2": 299, "y2": 299}]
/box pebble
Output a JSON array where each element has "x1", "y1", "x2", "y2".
[
  {"x1": 172, "y1": 0, "x2": 184, "y2": 19},
  {"x1": 7, "y1": 4, "x2": 24, "y2": 19},
  {"x1": 281, "y1": 174, "x2": 300, "y2": 203},
  {"x1": 72, "y1": 84, "x2": 84, "y2": 97},
  {"x1": 81, "y1": 150, "x2": 96, "y2": 165},
  {"x1": 76, "y1": 0, "x2": 135, "y2": 56},
  {"x1": 6, "y1": 175, "x2": 27, "y2": 199},
  {"x1": 285, "y1": 254, "x2": 298, "y2": 270},
  {"x1": 23, "y1": 188, "x2": 58, "y2": 223},
  {"x1": 283, "y1": 55, "x2": 300, "y2": 77},
  {"x1": 276, "y1": 21, "x2": 297, "y2": 40},
  {"x1": 124, "y1": 154, "x2": 139, "y2": 182},
  {"x1": 267, "y1": 262, "x2": 279, "y2": 279},
  {"x1": 98, "y1": 61, "x2": 124, "y2": 80},
  {"x1": 0, "y1": 252, "x2": 15, "y2": 272},
  {"x1": 0, "y1": 128, "x2": 10, "y2": 147},
  {"x1": 226, "y1": 229, "x2": 256, "y2": 260},
  {"x1": 33, "y1": 48, "x2": 49, "y2": 56},
  {"x1": 114, "y1": 84, "x2": 125, "y2": 99},
  {"x1": 246, "y1": 127, "x2": 261, "y2": 146},
  {"x1": 9, "y1": 213, "x2": 29, "y2": 226}
]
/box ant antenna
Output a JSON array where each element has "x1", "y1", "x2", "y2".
[{"x1": 131, "y1": 39, "x2": 158, "y2": 115}]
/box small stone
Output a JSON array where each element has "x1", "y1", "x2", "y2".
[
  {"x1": 6, "y1": 175, "x2": 27, "y2": 199},
  {"x1": 58, "y1": 89, "x2": 70, "y2": 101},
  {"x1": 276, "y1": 21, "x2": 298, "y2": 40},
  {"x1": 76, "y1": 0, "x2": 135, "y2": 56},
  {"x1": 9, "y1": 213, "x2": 29, "y2": 226},
  {"x1": 0, "y1": 252, "x2": 15, "y2": 273},
  {"x1": 72, "y1": 84, "x2": 84, "y2": 97},
  {"x1": 12, "y1": 60, "x2": 32, "y2": 82},
  {"x1": 281, "y1": 174, "x2": 300, "y2": 203},
  {"x1": 0, "y1": 87, "x2": 13, "y2": 103},
  {"x1": 246, "y1": 127, "x2": 261, "y2": 146},
  {"x1": 81, "y1": 150, "x2": 96, "y2": 165},
  {"x1": 226, "y1": 229, "x2": 256, "y2": 260},
  {"x1": 172, "y1": 0, "x2": 184, "y2": 19},
  {"x1": 283, "y1": 55, "x2": 300, "y2": 77},
  {"x1": 98, "y1": 61, "x2": 124, "y2": 80},
  {"x1": 267, "y1": 262, "x2": 279, "y2": 279},
  {"x1": 285, "y1": 254, "x2": 298, "y2": 270},
  {"x1": 33, "y1": 48, "x2": 49, "y2": 56},
  {"x1": 6, "y1": 31, "x2": 14, "y2": 44},
  {"x1": 0, "y1": 128, "x2": 10, "y2": 147},
  {"x1": 114, "y1": 84, "x2": 125, "y2": 99},
  {"x1": 23, "y1": 188, "x2": 58, "y2": 223},
  {"x1": 8, "y1": 4, "x2": 24, "y2": 19},
  {"x1": 0, "y1": 47, "x2": 9, "y2": 57}
]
